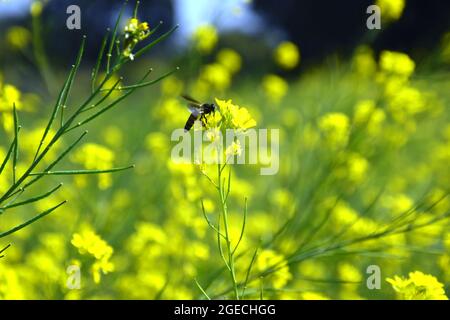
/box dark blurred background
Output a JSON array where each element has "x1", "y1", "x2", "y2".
[{"x1": 1, "y1": 0, "x2": 450, "y2": 69}]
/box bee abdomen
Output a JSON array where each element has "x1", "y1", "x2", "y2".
[{"x1": 184, "y1": 114, "x2": 199, "y2": 132}]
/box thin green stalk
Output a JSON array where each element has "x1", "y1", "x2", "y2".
[
  {"x1": 217, "y1": 163, "x2": 239, "y2": 300},
  {"x1": 100, "y1": 67, "x2": 179, "y2": 92},
  {"x1": 29, "y1": 165, "x2": 135, "y2": 176},
  {"x1": 0, "y1": 134, "x2": 17, "y2": 176},
  {"x1": 0, "y1": 244, "x2": 11, "y2": 258},
  {"x1": 91, "y1": 28, "x2": 110, "y2": 93},
  {"x1": 12, "y1": 104, "x2": 20, "y2": 184},
  {"x1": 1, "y1": 183, "x2": 63, "y2": 210},
  {"x1": 107, "y1": 0, "x2": 127, "y2": 73},
  {"x1": 194, "y1": 278, "x2": 211, "y2": 300},
  {"x1": 0, "y1": 201, "x2": 66, "y2": 239}
]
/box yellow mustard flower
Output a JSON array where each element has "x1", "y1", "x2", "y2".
[
  {"x1": 301, "y1": 292, "x2": 330, "y2": 300},
  {"x1": 214, "y1": 98, "x2": 257, "y2": 130},
  {"x1": 192, "y1": 24, "x2": 218, "y2": 54},
  {"x1": 338, "y1": 263, "x2": 363, "y2": 282},
  {"x1": 376, "y1": 0, "x2": 406, "y2": 21},
  {"x1": 387, "y1": 271, "x2": 448, "y2": 300},
  {"x1": 123, "y1": 17, "x2": 150, "y2": 60},
  {"x1": 200, "y1": 63, "x2": 231, "y2": 91},
  {"x1": 353, "y1": 100, "x2": 386, "y2": 136},
  {"x1": 71, "y1": 228, "x2": 115, "y2": 284},
  {"x1": 379, "y1": 50, "x2": 415, "y2": 78},
  {"x1": 262, "y1": 74, "x2": 288, "y2": 104},
  {"x1": 274, "y1": 41, "x2": 300, "y2": 69},
  {"x1": 256, "y1": 249, "x2": 292, "y2": 289},
  {"x1": 161, "y1": 76, "x2": 184, "y2": 97},
  {"x1": 387, "y1": 85, "x2": 426, "y2": 122},
  {"x1": 102, "y1": 125, "x2": 123, "y2": 148},
  {"x1": 318, "y1": 112, "x2": 350, "y2": 148},
  {"x1": 30, "y1": 1, "x2": 43, "y2": 17},
  {"x1": 217, "y1": 48, "x2": 242, "y2": 74},
  {"x1": 6, "y1": 26, "x2": 31, "y2": 50}
]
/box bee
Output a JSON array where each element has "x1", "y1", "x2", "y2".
[{"x1": 181, "y1": 94, "x2": 217, "y2": 132}]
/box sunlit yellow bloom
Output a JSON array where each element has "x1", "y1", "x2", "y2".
[
  {"x1": 161, "y1": 76, "x2": 184, "y2": 97},
  {"x1": 262, "y1": 74, "x2": 288, "y2": 104},
  {"x1": 256, "y1": 250, "x2": 292, "y2": 289},
  {"x1": 301, "y1": 292, "x2": 330, "y2": 300},
  {"x1": 274, "y1": 41, "x2": 300, "y2": 69},
  {"x1": 200, "y1": 63, "x2": 231, "y2": 91},
  {"x1": 71, "y1": 228, "x2": 114, "y2": 284},
  {"x1": 123, "y1": 18, "x2": 151, "y2": 60},
  {"x1": 382, "y1": 193, "x2": 414, "y2": 215},
  {"x1": 72, "y1": 229, "x2": 113, "y2": 260},
  {"x1": 217, "y1": 48, "x2": 242, "y2": 74},
  {"x1": 30, "y1": 1, "x2": 43, "y2": 16},
  {"x1": 338, "y1": 263, "x2": 362, "y2": 282},
  {"x1": 6, "y1": 26, "x2": 31, "y2": 50},
  {"x1": 330, "y1": 201, "x2": 379, "y2": 236},
  {"x1": 192, "y1": 24, "x2": 218, "y2": 54},
  {"x1": 102, "y1": 125, "x2": 123, "y2": 148},
  {"x1": 335, "y1": 152, "x2": 369, "y2": 185},
  {"x1": 387, "y1": 85, "x2": 426, "y2": 123},
  {"x1": 379, "y1": 51, "x2": 415, "y2": 78},
  {"x1": 387, "y1": 271, "x2": 448, "y2": 300},
  {"x1": 376, "y1": 0, "x2": 405, "y2": 21},
  {"x1": 0, "y1": 84, "x2": 22, "y2": 114},
  {"x1": 318, "y1": 112, "x2": 350, "y2": 148},
  {"x1": 214, "y1": 98, "x2": 257, "y2": 130}
]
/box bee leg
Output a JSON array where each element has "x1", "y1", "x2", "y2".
[{"x1": 200, "y1": 114, "x2": 207, "y2": 128}]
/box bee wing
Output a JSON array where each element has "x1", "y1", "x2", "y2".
[
  {"x1": 181, "y1": 94, "x2": 202, "y2": 104},
  {"x1": 187, "y1": 104, "x2": 201, "y2": 117}
]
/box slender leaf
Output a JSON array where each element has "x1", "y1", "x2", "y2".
[{"x1": 0, "y1": 201, "x2": 66, "y2": 239}]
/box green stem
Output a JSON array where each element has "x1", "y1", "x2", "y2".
[{"x1": 217, "y1": 163, "x2": 239, "y2": 300}]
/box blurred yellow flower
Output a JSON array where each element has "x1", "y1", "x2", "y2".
[
  {"x1": 376, "y1": 0, "x2": 405, "y2": 21},
  {"x1": 301, "y1": 292, "x2": 330, "y2": 300},
  {"x1": 274, "y1": 41, "x2": 300, "y2": 69},
  {"x1": 262, "y1": 74, "x2": 288, "y2": 104},
  {"x1": 256, "y1": 249, "x2": 292, "y2": 289},
  {"x1": 102, "y1": 126, "x2": 123, "y2": 148},
  {"x1": 318, "y1": 112, "x2": 350, "y2": 148},
  {"x1": 71, "y1": 228, "x2": 115, "y2": 284},
  {"x1": 338, "y1": 263, "x2": 362, "y2": 282},
  {"x1": 379, "y1": 51, "x2": 415, "y2": 78},
  {"x1": 0, "y1": 84, "x2": 22, "y2": 113},
  {"x1": 192, "y1": 24, "x2": 218, "y2": 54},
  {"x1": 200, "y1": 63, "x2": 231, "y2": 91},
  {"x1": 161, "y1": 76, "x2": 184, "y2": 97},
  {"x1": 6, "y1": 26, "x2": 31, "y2": 50},
  {"x1": 217, "y1": 48, "x2": 242, "y2": 74},
  {"x1": 30, "y1": 1, "x2": 43, "y2": 17},
  {"x1": 388, "y1": 86, "x2": 426, "y2": 122},
  {"x1": 387, "y1": 271, "x2": 448, "y2": 300}
]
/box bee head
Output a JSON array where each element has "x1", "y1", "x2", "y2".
[{"x1": 202, "y1": 103, "x2": 216, "y2": 113}]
